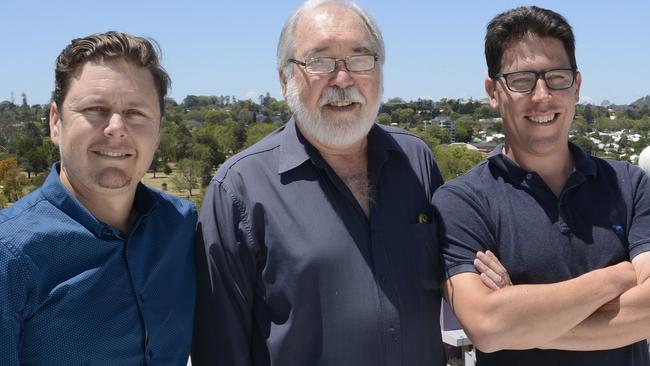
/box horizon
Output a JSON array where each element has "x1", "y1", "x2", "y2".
[{"x1": 1, "y1": 0, "x2": 648, "y2": 106}]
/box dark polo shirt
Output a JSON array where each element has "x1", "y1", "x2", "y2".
[
  {"x1": 193, "y1": 118, "x2": 446, "y2": 366},
  {"x1": 433, "y1": 143, "x2": 650, "y2": 366}
]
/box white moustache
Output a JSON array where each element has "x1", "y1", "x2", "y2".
[{"x1": 319, "y1": 88, "x2": 365, "y2": 107}]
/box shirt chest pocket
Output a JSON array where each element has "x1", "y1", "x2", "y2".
[{"x1": 410, "y1": 223, "x2": 440, "y2": 290}]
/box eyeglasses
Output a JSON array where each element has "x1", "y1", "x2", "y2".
[
  {"x1": 288, "y1": 54, "x2": 379, "y2": 74},
  {"x1": 493, "y1": 68, "x2": 577, "y2": 93}
]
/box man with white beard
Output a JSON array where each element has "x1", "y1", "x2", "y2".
[{"x1": 192, "y1": 1, "x2": 446, "y2": 365}]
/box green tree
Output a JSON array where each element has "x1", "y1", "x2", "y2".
[
  {"x1": 376, "y1": 112, "x2": 391, "y2": 125},
  {"x1": 454, "y1": 115, "x2": 478, "y2": 143},
  {"x1": 434, "y1": 145, "x2": 484, "y2": 181},
  {"x1": 391, "y1": 108, "x2": 417, "y2": 127},
  {"x1": 149, "y1": 151, "x2": 164, "y2": 178},
  {"x1": 170, "y1": 158, "x2": 204, "y2": 197},
  {"x1": 0, "y1": 157, "x2": 26, "y2": 204},
  {"x1": 570, "y1": 135, "x2": 596, "y2": 155},
  {"x1": 244, "y1": 123, "x2": 280, "y2": 148},
  {"x1": 204, "y1": 109, "x2": 231, "y2": 124}
]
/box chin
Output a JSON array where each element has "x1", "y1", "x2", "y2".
[{"x1": 95, "y1": 168, "x2": 133, "y2": 190}]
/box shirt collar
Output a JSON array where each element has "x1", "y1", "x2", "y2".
[
  {"x1": 278, "y1": 117, "x2": 313, "y2": 174},
  {"x1": 488, "y1": 142, "x2": 598, "y2": 181},
  {"x1": 41, "y1": 162, "x2": 156, "y2": 238},
  {"x1": 278, "y1": 117, "x2": 405, "y2": 174}
]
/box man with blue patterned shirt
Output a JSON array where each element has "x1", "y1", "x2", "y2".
[{"x1": 0, "y1": 31, "x2": 196, "y2": 365}]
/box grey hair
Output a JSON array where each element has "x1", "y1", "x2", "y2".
[{"x1": 277, "y1": 0, "x2": 385, "y2": 81}]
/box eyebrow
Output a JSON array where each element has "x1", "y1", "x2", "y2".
[
  {"x1": 303, "y1": 45, "x2": 374, "y2": 59},
  {"x1": 69, "y1": 95, "x2": 156, "y2": 110}
]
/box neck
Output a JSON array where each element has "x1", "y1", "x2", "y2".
[
  {"x1": 59, "y1": 168, "x2": 137, "y2": 233},
  {"x1": 504, "y1": 142, "x2": 574, "y2": 197},
  {"x1": 302, "y1": 129, "x2": 371, "y2": 217}
]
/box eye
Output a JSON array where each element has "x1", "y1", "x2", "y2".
[
  {"x1": 84, "y1": 106, "x2": 108, "y2": 114},
  {"x1": 125, "y1": 109, "x2": 146, "y2": 117}
]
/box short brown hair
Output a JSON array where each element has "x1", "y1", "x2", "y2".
[
  {"x1": 53, "y1": 31, "x2": 170, "y2": 115},
  {"x1": 485, "y1": 6, "x2": 577, "y2": 78}
]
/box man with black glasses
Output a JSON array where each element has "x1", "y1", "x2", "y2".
[
  {"x1": 434, "y1": 6, "x2": 650, "y2": 366},
  {"x1": 192, "y1": 1, "x2": 446, "y2": 365}
]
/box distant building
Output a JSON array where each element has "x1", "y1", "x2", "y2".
[{"x1": 433, "y1": 116, "x2": 456, "y2": 142}]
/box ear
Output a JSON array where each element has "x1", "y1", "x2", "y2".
[
  {"x1": 485, "y1": 76, "x2": 499, "y2": 109},
  {"x1": 279, "y1": 70, "x2": 289, "y2": 99},
  {"x1": 573, "y1": 71, "x2": 582, "y2": 103},
  {"x1": 49, "y1": 102, "x2": 62, "y2": 145}
]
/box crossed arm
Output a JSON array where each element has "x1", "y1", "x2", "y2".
[{"x1": 460, "y1": 250, "x2": 650, "y2": 352}]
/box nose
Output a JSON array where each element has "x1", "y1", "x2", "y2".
[
  {"x1": 530, "y1": 77, "x2": 551, "y2": 102},
  {"x1": 104, "y1": 113, "x2": 127, "y2": 138},
  {"x1": 329, "y1": 60, "x2": 354, "y2": 89}
]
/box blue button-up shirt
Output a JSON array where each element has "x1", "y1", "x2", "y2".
[
  {"x1": 193, "y1": 119, "x2": 446, "y2": 366},
  {"x1": 0, "y1": 163, "x2": 196, "y2": 365}
]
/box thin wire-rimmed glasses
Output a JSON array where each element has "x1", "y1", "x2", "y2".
[
  {"x1": 288, "y1": 54, "x2": 379, "y2": 74},
  {"x1": 493, "y1": 68, "x2": 577, "y2": 93}
]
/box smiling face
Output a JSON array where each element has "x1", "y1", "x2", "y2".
[
  {"x1": 486, "y1": 35, "x2": 581, "y2": 158},
  {"x1": 282, "y1": 4, "x2": 382, "y2": 149},
  {"x1": 50, "y1": 58, "x2": 161, "y2": 197}
]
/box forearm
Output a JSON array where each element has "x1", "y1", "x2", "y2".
[
  {"x1": 447, "y1": 263, "x2": 634, "y2": 352},
  {"x1": 542, "y1": 274, "x2": 650, "y2": 350}
]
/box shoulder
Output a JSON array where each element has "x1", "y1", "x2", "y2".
[
  {"x1": 0, "y1": 188, "x2": 51, "y2": 254},
  {"x1": 433, "y1": 160, "x2": 493, "y2": 207},
  {"x1": 0, "y1": 187, "x2": 47, "y2": 225},
  {"x1": 591, "y1": 156, "x2": 646, "y2": 188}
]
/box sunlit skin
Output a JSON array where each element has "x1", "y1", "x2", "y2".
[
  {"x1": 49, "y1": 59, "x2": 161, "y2": 232},
  {"x1": 485, "y1": 35, "x2": 581, "y2": 173},
  {"x1": 281, "y1": 4, "x2": 381, "y2": 154}
]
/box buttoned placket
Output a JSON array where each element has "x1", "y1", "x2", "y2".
[
  {"x1": 101, "y1": 215, "x2": 153, "y2": 363},
  {"x1": 367, "y1": 150, "x2": 403, "y2": 365}
]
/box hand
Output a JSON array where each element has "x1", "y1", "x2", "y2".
[{"x1": 474, "y1": 250, "x2": 513, "y2": 290}]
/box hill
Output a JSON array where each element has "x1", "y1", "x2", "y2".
[{"x1": 632, "y1": 95, "x2": 650, "y2": 108}]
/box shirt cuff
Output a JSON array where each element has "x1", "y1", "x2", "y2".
[{"x1": 444, "y1": 262, "x2": 478, "y2": 280}]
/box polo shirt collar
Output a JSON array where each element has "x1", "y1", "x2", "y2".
[
  {"x1": 278, "y1": 116, "x2": 405, "y2": 174},
  {"x1": 488, "y1": 142, "x2": 598, "y2": 181},
  {"x1": 41, "y1": 162, "x2": 156, "y2": 238}
]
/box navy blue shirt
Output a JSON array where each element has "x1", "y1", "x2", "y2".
[
  {"x1": 433, "y1": 143, "x2": 650, "y2": 366},
  {"x1": 193, "y1": 119, "x2": 446, "y2": 366},
  {"x1": 0, "y1": 163, "x2": 197, "y2": 366}
]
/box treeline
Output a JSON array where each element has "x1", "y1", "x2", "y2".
[{"x1": 2, "y1": 92, "x2": 650, "y2": 207}]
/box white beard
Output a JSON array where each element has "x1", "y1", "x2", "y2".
[{"x1": 285, "y1": 78, "x2": 381, "y2": 149}]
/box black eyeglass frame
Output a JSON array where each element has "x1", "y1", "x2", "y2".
[
  {"x1": 288, "y1": 54, "x2": 379, "y2": 74},
  {"x1": 493, "y1": 68, "x2": 578, "y2": 93}
]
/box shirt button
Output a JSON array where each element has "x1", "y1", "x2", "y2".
[
  {"x1": 377, "y1": 274, "x2": 386, "y2": 284},
  {"x1": 525, "y1": 173, "x2": 533, "y2": 180}
]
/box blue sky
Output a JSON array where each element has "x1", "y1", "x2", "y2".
[{"x1": 1, "y1": 0, "x2": 648, "y2": 106}]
